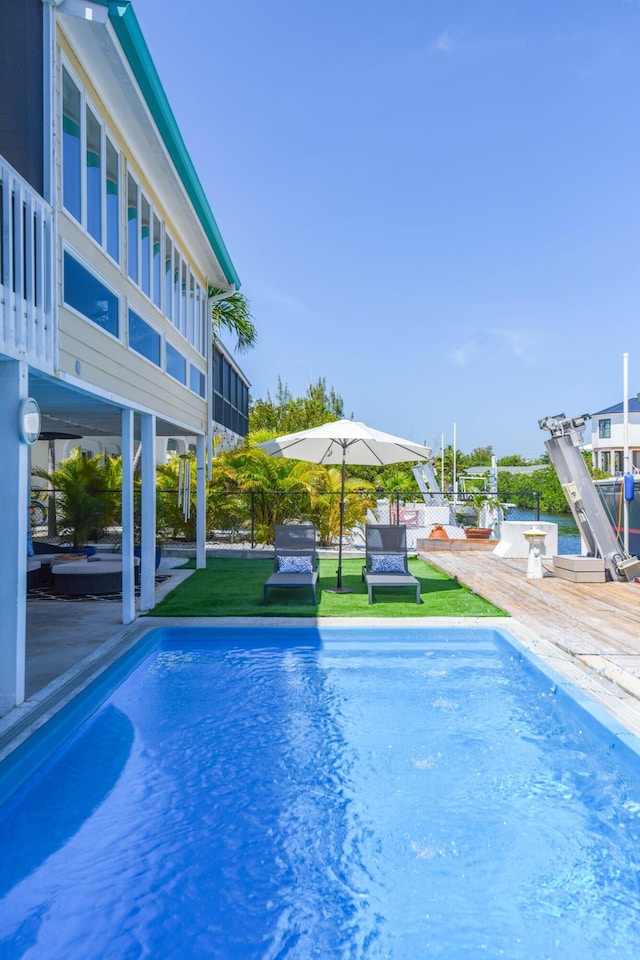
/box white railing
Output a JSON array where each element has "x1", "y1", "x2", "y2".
[{"x1": 0, "y1": 156, "x2": 55, "y2": 371}]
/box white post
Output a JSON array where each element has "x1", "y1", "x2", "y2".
[
  {"x1": 440, "y1": 432, "x2": 444, "y2": 491},
  {"x1": 0, "y1": 361, "x2": 29, "y2": 711},
  {"x1": 196, "y1": 434, "x2": 206, "y2": 569},
  {"x1": 139, "y1": 413, "x2": 156, "y2": 612},
  {"x1": 121, "y1": 409, "x2": 136, "y2": 624},
  {"x1": 623, "y1": 353, "x2": 630, "y2": 554},
  {"x1": 452, "y1": 422, "x2": 458, "y2": 500}
]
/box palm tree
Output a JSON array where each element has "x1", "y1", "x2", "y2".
[
  {"x1": 209, "y1": 285, "x2": 257, "y2": 353},
  {"x1": 32, "y1": 449, "x2": 122, "y2": 548},
  {"x1": 307, "y1": 466, "x2": 375, "y2": 547},
  {"x1": 213, "y1": 434, "x2": 319, "y2": 542}
]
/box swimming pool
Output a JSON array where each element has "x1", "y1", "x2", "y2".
[{"x1": 1, "y1": 625, "x2": 640, "y2": 959}]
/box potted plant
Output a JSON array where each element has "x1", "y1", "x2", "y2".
[{"x1": 463, "y1": 491, "x2": 498, "y2": 539}]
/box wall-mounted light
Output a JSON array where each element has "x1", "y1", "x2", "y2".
[{"x1": 18, "y1": 398, "x2": 41, "y2": 446}]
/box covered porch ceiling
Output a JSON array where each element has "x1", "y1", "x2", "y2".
[{"x1": 28, "y1": 370, "x2": 196, "y2": 441}]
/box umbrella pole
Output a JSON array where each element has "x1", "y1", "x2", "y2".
[
  {"x1": 326, "y1": 451, "x2": 353, "y2": 593},
  {"x1": 337, "y1": 457, "x2": 345, "y2": 588}
]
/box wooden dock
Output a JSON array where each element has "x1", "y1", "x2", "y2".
[{"x1": 419, "y1": 548, "x2": 640, "y2": 736}]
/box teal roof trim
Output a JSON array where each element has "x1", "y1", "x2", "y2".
[{"x1": 108, "y1": 2, "x2": 240, "y2": 288}]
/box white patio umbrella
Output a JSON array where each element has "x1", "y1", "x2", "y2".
[{"x1": 257, "y1": 419, "x2": 431, "y2": 592}]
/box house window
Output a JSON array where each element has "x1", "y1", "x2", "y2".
[
  {"x1": 61, "y1": 65, "x2": 120, "y2": 263},
  {"x1": 127, "y1": 173, "x2": 138, "y2": 283},
  {"x1": 85, "y1": 106, "x2": 102, "y2": 243},
  {"x1": 173, "y1": 247, "x2": 181, "y2": 329},
  {"x1": 212, "y1": 346, "x2": 250, "y2": 437},
  {"x1": 164, "y1": 235, "x2": 173, "y2": 321},
  {"x1": 153, "y1": 215, "x2": 162, "y2": 309},
  {"x1": 189, "y1": 364, "x2": 206, "y2": 398},
  {"x1": 62, "y1": 68, "x2": 82, "y2": 221},
  {"x1": 106, "y1": 138, "x2": 119, "y2": 261},
  {"x1": 63, "y1": 251, "x2": 119, "y2": 337},
  {"x1": 166, "y1": 342, "x2": 187, "y2": 384},
  {"x1": 129, "y1": 309, "x2": 161, "y2": 366},
  {"x1": 141, "y1": 194, "x2": 151, "y2": 296},
  {"x1": 181, "y1": 261, "x2": 188, "y2": 336},
  {"x1": 599, "y1": 419, "x2": 611, "y2": 439}
]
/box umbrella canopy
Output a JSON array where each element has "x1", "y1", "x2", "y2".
[
  {"x1": 257, "y1": 420, "x2": 431, "y2": 591},
  {"x1": 257, "y1": 419, "x2": 431, "y2": 467}
]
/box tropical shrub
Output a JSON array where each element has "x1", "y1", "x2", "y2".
[{"x1": 32, "y1": 449, "x2": 122, "y2": 548}]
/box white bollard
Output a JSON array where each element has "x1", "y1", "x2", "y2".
[{"x1": 523, "y1": 527, "x2": 547, "y2": 579}]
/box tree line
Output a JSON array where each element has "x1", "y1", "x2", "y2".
[{"x1": 33, "y1": 376, "x2": 598, "y2": 548}]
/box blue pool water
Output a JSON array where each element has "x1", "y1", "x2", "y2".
[{"x1": 1, "y1": 626, "x2": 640, "y2": 959}]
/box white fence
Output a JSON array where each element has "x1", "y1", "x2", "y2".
[{"x1": 0, "y1": 156, "x2": 55, "y2": 370}]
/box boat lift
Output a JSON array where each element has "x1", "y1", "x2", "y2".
[{"x1": 539, "y1": 413, "x2": 640, "y2": 582}]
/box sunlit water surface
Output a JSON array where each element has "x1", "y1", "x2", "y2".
[{"x1": 1, "y1": 628, "x2": 640, "y2": 960}]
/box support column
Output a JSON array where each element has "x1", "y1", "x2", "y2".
[
  {"x1": 139, "y1": 413, "x2": 156, "y2": 612},
  {"x1": 0, "y1": 361, "x2": 29, "y2": 712},
  {"x1": 196, "y1": 434, "x2": 206, "y2": 569},
  {"x1": 121, "y1": 409, "x2": 135, "y2": 624}
]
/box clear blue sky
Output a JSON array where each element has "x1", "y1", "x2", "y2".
[{"x1": 133, "y1": 0, "x2": 640, "y2": 458}]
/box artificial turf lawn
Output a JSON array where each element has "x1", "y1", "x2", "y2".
[{"x1": 148, "y1": 556, "x2": 507, "y2": 618}]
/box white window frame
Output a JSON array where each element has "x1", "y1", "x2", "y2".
[
  {"x1": 61, "y1": 241, "x2": 123, "y2": 344},
  {"x1": 60, "y1": 57, "x2": 121, "y2": 266}
]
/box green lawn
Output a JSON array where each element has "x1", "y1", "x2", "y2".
[{"x1": 148, "y1": 557, "x2": 507, "y2": 618}]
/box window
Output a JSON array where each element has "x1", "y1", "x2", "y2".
[
  {"x1": 62, "y1": 68, "x2": 81, "y2": 221},
  {"x1": 188, "y1": 274, "x2": 195, "y2": 345},
  {"x1": 106, "y1": 138, "x2": 119, "y2": 261},
  {"x1": 599, "y1": 419, "x2": 611, "y2": 440},
  {"x1": 85, "y1": 106, "x2": 102, "y2": 243},
  {"x1": 63, "y1": 251, "x2": 119, "y2": 337},
  {"x1": 129, "y1": 309, "x2": 161, "y2": 366},
  {"x1": 181, "y1": 261, "x2": 188, "y2": 336},
  {"x1": 166, "y1": 343, "x2": 187, "y2": 384},
  {"x1": 190, "y1": 364, "x2": 206, "y2": 398},
  {"x1": 211, "y1": 346, "x2": 249, "y2": 437},
  {"x1": 127, "y1": 173, "x2": 138, "y2": 283},
  {"x1": 164, "y1": 235, "x2": 173, "y2": 321},
  {"x1": 141, "y1": 194, "x2": 151, "y2": 296},
  {"x1": 153, "y1": 215, "x2": 162, "y2": 309},
  {"x1": 61, "y1": 65, "x2": 120, "y2": 263},
  {"x1": 173, "y1": 247, "x2": 180, "y2": 329}
]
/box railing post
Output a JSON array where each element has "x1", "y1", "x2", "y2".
[
  {"x1": 251, "y1": 491, "x2": 255, "y2": 548},
  {"x1": 535, "y1": 490, "x2": 540, "y2": 521}
]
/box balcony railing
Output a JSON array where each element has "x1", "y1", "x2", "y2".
[{"x1": 0, "y1": 155, "x2": 55, "y2": 371}]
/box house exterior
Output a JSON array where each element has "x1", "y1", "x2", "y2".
[
  {"x1": 590, "y1": 399, "x2": 640, "y2": 476},
  {"x1": 1, "y1": 0, "x2": 244, "y2": 711}
]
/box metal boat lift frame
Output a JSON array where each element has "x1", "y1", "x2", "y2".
[{"x1": 539, "y1": 413, "x2": 640, "y2": 582}]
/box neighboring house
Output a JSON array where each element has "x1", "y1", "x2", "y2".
[
  {"x1": 0, "y1": 0, "x2": 243, "y2": 711},
  {"x1": 590, "y1": 399, "x2": 640, "y2": 476}
]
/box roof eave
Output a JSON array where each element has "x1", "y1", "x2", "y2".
[{"x1": 107, "y1": 1, "x2": 240, "y2": 289}]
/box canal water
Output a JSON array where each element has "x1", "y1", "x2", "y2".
[{"x1": 506, "y1": 510, "x2": 581, "y2": 555}]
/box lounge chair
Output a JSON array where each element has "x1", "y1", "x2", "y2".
[
  {"x1": 362, "y1": 524, "x2": 420, "y2": 604},
  {"x1": 264, "y1": 524, "x2": 319, "y2": 605}
]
